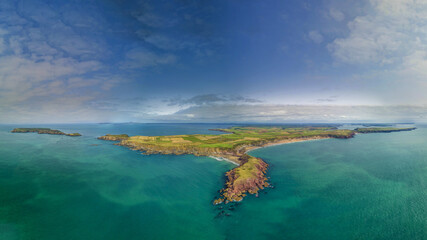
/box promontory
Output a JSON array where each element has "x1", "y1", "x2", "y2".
[{"x1": 97, "y1": 126, "x2": 416, "y2": 204}]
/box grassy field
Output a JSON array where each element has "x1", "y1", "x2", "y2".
[{"x1": 110, "y1": 126, "x2": 355, "y2": 152}]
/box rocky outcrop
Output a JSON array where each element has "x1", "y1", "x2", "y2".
[
  {"x1": 97, "y1": 134, "x2": 129, "y2": 141},
  {"x1": 66, "y1": 133, "x2": 82, "y2": 137},
  {"x1": 214, "y1": 155, "x2": 269, "y2": 204}
]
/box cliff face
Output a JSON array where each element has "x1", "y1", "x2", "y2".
[
  {"x1": 215, "y1": 156, "x2": 269, "y2": 204},
  {"x1": 119, "y1": 140, "x2": 235, "y2": 157},
  {"x1": 326, "y1": 132, "x2": 355, "y2": 139}
]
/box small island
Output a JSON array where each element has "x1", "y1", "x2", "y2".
[
  {"x1": 98, "y1": 126, "x2": 416, "y2": 204},
  {"x1": 11, "y1": 128, "x2": 81, "y2": 137},
  {"x1": 354, "y1": 127, "x2": 416, "y2": 133}
]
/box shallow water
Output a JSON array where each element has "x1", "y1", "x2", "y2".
[{"x1": 0, "y1": 123, "x2": 425, "y2": 239}]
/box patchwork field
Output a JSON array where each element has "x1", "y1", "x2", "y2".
[{"x1": 110, "y1": 126, "x2": 355, "y2": 151}]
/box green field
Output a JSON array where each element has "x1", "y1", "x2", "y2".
[{"x1": 108, "y1": 126, "x2": 355, "y2": 152}]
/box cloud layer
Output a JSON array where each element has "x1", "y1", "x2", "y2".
[
  {"x1": 151, "y1": 104, "x2": 426, "y2": 123},
  {"x1": 329, "y1": 0, "x2": 427, "y2": 65},
  {"x1": 1, "y1": 0, "x2": 427, "y2": 123}
]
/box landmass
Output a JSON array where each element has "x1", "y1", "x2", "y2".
[
  {"x1": 354, "y1": 127, "x2": 416, "y2": 133},
  {"x1": 11, "y1": 128, "x2": 81, "y2": 137},
  {"x1": 97, "y1": 126, "x2": 416, "y2": 204}
]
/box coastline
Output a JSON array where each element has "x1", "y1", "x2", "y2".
[
  {"x1": 97, "y1": 126, "x2": 414, "y2": 204},
  {"x1": 210, "y1": 136, "x2": 331, "y2": 166},
  {"x1": 245, "y1": 136, "x2": 331, "y2": 154},
  {"x1": 211, "y1": 136, "x2": 332, "y2": 204}
]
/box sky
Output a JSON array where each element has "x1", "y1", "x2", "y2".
[{"x1": 1, "y1": 0, "x2": 427, "y2": 123}]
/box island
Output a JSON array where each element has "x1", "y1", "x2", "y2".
[
  {"x1": 11, "y1": 128, "x2": 82, "y2": 137},
  {"x1": 354, "y1": 127, "x2": 416, "y2": 133},
  {"x1": 97, "y1": 126, "x2": 416, "y2": 204}
]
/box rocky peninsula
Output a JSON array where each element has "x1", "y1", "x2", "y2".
[
  {"x1": 97, "y1": 126, "x2": 416, "y2": 204},
  {"x1": 11, "y1": 128, "x2": 81, "y2": 137}
]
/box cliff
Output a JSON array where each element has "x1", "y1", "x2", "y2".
[{"x1": 214, "y1": 155, "x2": 269, "y2": 204}]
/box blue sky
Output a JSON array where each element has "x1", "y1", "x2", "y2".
[{"x1": 1, "y1": 0, "x2": 427, "y2": 123}]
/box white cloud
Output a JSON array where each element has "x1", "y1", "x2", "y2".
[
  {"x1": 309, "y1": 31, "x2": 324, "y2": 44},
  {"x1": 167, "y1": 94, "x2": 262, "y2": 106},
  {"x1": 134, "y1": 11, "x2": 176, "y2": 28},
  {"x1": 149, "y1": 104, "x2": 426, "y2": 123},
  {"x1": 0, "y1": 56, "x2": 102, "y2": 103},
  {"x1": 0, "y1": 1, "x2": 127, "y2": 123},
  {"x1": 326, "y1": 0, "x2": 427, "y2": 105},
  {"x1": 329, "y1": 0, "x2": 427, "y2": 65},
  {"x1": 329, "y1": 8, "x2": 345, "y2": 21},
  {"x1": 120, "y1": 48, "x2": 176, "y2": 69}
]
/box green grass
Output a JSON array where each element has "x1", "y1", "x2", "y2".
[
  {"x1": 182, "y1": 135, "x2": 204, "y2": 143},
  {"x1": 105, "y1": 134, "x2": 129, "y2": 138},
  {"x1": 119, "y1": 126, "x2": 356, "y2": 152},
  {"x1": 106, "y1": 126, "x2": 416, "y2": 154},
  {"x1": 234, "y1": 156, "x2": 258, "y2": 179},
  {"x1": 66, "y1": 133, "x2": 82, "y2": 137}
]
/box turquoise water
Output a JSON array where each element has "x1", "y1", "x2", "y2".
[{"x1": 0, "y1": 124, "x2": 426, "y2": 239}]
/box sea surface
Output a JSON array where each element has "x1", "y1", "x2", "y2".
[{"x1": 0, "y1": 123, "x2": 425, "y2": 240}]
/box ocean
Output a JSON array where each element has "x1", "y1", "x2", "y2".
[{"x1": 0, "y1": 123, "x2": 425, "y2": 240}]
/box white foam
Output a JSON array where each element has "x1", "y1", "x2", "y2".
[{"x1": 209, "y1": 156, "x2": 239, "y2": 166}]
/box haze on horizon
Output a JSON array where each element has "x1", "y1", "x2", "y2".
[{"x1": 1, "y1": 0, "x2": 427, "y2": 123}]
